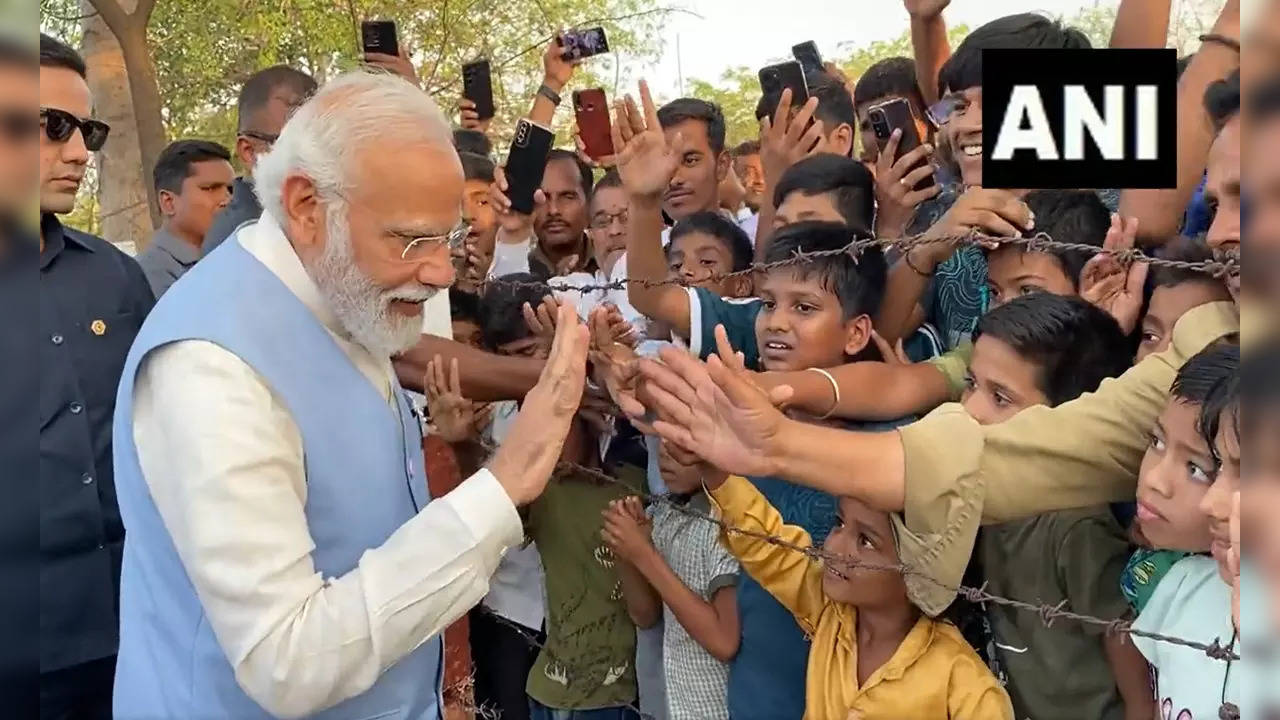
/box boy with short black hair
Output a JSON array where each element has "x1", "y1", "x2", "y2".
[
  {"x1": 1138, "y1": 235, "x2": 1233, "y2": 362},
  {"x1": 852, "y1": 56, "x2": 929, "y2": 163},
  {"x1": 959, "y1": 292, "x2": 1155, "y2": 720},
  {"x1": 771, "y1": 154, "x2": 875, "y2": 230},
  {"x1": 478, "y1": 274, "x2": 644, "y2": 720},
  {"x1": 731, "y1": 140, "x2": 765, "y2": 213}
]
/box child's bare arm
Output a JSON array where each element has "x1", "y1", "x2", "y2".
[
  {"x1": 631, "y1": 546, "x2": 741, "y2": 662},
  {"x1": 1103, "y1": 633, "x2": 1156, "y2": 720},
  {"x1": 613, "y1": 80, "x2": 695, "y2": 337},
  {"x1": 755, "y1": 358, "x2": 953, "y2": 421},
  {"x1": 615, "y1": 553, "x2": 663, "y2": 629}
]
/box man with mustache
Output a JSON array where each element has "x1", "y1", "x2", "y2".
[
  {"x1": 36, "y1": 33, "x2": 155, "y2": 720},
  {"x1": 111, "y1": 71, "x2": 591, "y2": 719}
]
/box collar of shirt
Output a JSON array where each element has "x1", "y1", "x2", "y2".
[
  {"x1": 151, "y1": 226, "x2": 201, "y2": 268},
  {"x1": 838, "y1": 609, "x2": 937, "y2": 688},
  {"x1": 39, "y1": 213, "x2": 95, "y2": 270},
  {"x1": 528, "y1": 232, "x2": 597, "y2": 276}
]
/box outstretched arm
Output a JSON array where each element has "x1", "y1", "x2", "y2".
[
  {"x1": 395, "y1": 335, "x2": 542, "y2": 401},
  {"x1": 905, "y1": 0, "x2": 953, "y2": 105}
]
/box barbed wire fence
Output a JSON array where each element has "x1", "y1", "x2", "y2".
[{"x1": 440, "y1": 229, "x2": 1242, "y2": 719}]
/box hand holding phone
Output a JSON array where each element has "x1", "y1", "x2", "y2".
[
  {"x1": 868, "y1": 98, "x2": 935, "y2": 192},
  {"x1": 361, "y1": 20, "x2": 399, "y2": 57},
  {"x1": 758, "y1": 60, "x2": 809, "y2": 109},
  {"x1": 503, "y1": 118, "x2": 555, "y2": 215},
  {"x1": 462, "y1": 60, "x2": 495, "y2": 121},
  {"x1": 559, "y1": 27, "x2": 610, "y2": 61},
  {"x1": 573, "y1": 89, "x2": 614, "y2": 161}
]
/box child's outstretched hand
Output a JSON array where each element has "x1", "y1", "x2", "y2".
[
  {"x1": 1080, "y1": 214, "x2": 1148, "y2": 335},
  {"x1": 523, "y1": 294, "x2": 563, "y2": 359},
  {"x1": 425, "y1": 355, "x2": 482, "y2": 444},
  {"x1": 601, "y1": 496, "x2": 653, "y2": 563}
]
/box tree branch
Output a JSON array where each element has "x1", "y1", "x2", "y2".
[
  {"x1": 84, "y1": 0, "x2": 128, "y2": 36},
  {"x1": 133, "y1": 0, "x2": 157, "y2": 24}
]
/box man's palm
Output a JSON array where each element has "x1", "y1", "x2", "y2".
[{"x1": 612, "y1": 80, "x2": 680, "y2": 199}]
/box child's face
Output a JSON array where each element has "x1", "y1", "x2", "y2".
[
  {"x1": 1137, "y1": 281, "x2": 1233, "y2": 362},
  {"x1": 587, "y1": 185, "x2": 629, "y2": 275},
  {"x1": 1135, "y1": 400, "x2": 1215, "y2": 552},
  {"x1": 936, "y1": 86, "x2": 983, "y2": 188},
  {"x1": 985, "y1": 246, "x2": 1076, "y2": 308},
  {"x1": 821, "y1": 496, "x2": 909, "y2": 608},
  {"x1": 461, "y1": 178, "x2": 498, "y2": 257},
  {"x1": 755, "y1": 268, "x2": 870, "y2": 372},
  {"x1": 1201, "y1": 409, "x2": 1240, "y2": 585},
  {"x1": 657, "y1": 441, "x2": 702, "y2": 495},
  {"x1": 452, "y1": 319, "x2": 482, "y2": 348},
  {"x1": 961, "y1": 335, "x2": 1048, "y2": 425},
  {"x1": 668, "y1": 230, "x2": 742, "y2": 297},
  {"x1": 773, "y1": 190, "x2": 846, "y2": 228},
  {"x1": 497, "y1": 336, "x2": 545, "y2": 359}
]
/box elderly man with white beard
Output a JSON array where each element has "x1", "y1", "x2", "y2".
[{"x1": 109, "y1": 70, "x2": 591, "y2": 720}]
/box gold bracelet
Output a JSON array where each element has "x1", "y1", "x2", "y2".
[{"x1": 806, "y1": 367, "x2": 841, "y2": 420}]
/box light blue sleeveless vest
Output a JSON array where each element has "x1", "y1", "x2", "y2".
[{"x1": 111, "y1": 231, "x2": 442, "y2": 719}]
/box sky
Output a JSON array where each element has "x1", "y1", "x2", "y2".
[{"x1": 635, "y1": 0, "x2": 1120, "y2": 96}]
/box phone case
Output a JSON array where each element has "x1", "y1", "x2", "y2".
[
  {"x1": 758, "y1": 61, "x2": 809, "y2": 108},
  {"x1": 361, "y1": 21, "x2": 399, "y2": 57},
  {"x1": 504, "y1": 119, "x2": 555, "y2": 215},
  {"x1": 574, "y1": 89, "x2": 614, "y2": 160},
  {"x1": 462, "y1": 60, "x2": 495, "y2": 121},
  {"x1": 868, "y1": 98, "x2": 935, "y2": 191}
]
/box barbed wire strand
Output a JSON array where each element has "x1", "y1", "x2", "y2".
[
  {"x1": 476, "y1": 230, "x2": 1238, "y2": 295},
  {"x1": 469, "y1": 435, "x2": 1240, "y2": 665}
]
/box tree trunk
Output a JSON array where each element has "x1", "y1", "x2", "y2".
[
  {"x1": 80, "y1": 0, "x2": 152, "y2": 251},
  {"x1": 116, "y1": 22, "x2": 167, "y2": 232}
]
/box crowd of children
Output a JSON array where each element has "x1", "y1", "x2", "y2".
[{"x1": 417, "y1": 2, "x2": 1264, "y2": 719}]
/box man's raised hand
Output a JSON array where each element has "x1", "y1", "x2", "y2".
[
  {"x1": 612, "y1": 80, "x2": 682, "y2": 200},
  {"x1": 488, "y1": 302, "x2": 590, "y2": 506},
  {"x1": 759, "y1": 89, "x2": 827, "y2": 190}
]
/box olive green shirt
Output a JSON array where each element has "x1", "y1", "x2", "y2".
[{"x1": 891, "y1": 301, "x2": 1239, "y2": 616}]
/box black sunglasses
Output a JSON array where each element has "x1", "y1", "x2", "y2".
[
  {"x1": 0, "y1": 108, "x2": 37, "y2": 142},
  {"x1": 39, "y1": 108, "x2": 110, "y2": 151}
]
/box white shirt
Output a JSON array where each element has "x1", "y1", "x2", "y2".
[
  {"x1": 131, "y1": 216, "x2": 524, "y2": 718},
  {"x1": 488, "y1": 236, "x2": 533, "y2": 278}
]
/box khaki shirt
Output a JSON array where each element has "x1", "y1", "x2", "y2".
[{"x1": 891, "y1": 301, "x2": 1240, "y2": 616}]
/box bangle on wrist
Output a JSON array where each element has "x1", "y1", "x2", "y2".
[
  {"x1": 806, "y1": 367, "x2": 841, "y2": 420},
  {"x1": 903, "y1": 249, "x2": 935, "y2": 278},
  {"x1": 537, "y1": 83, "x2": 563, "y2": 106},
  {"x1": 1199, "y1": 33, "x2": 1241, "y2": 52}
]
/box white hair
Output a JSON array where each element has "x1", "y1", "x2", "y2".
[{"x1": 254, "y1": 70, "x2": 453, "y2": 223}]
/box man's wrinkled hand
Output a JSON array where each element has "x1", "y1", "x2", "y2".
[{"x1": 488, "y1": 303, "x2": 589, "y2": 506}]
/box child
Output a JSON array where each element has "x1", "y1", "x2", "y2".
[
  {"x1": 600, "y1": 440, "x2": 741, "y2": 720},
  {"x1": 702, "y1": 471, "x2": 1011, "y2": 719},
  {"x1": 750, "y1": 189, "x2": 1109, "y2": 421},
  {"x1": 1123, "y1": 342, "x2": 1238, "y2": 613},
  {"x1": 959, "y1": 293, "x2": 1155, "y2": 720},
  {"x1": 1137, "y1": 235, "x2": 1233, "y2": 362},
  {"x1": 478, "y1": 277, "x2": 645, "y2": 720},
  {"x1": 455, "y1": 151, "x2": 499, "y2": 293},
  {"x1": 1133, "y1": 348, "x2": 1243, "y2": 717}
]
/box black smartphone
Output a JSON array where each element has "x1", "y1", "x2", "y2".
[
  {"x1": 758, "y1": 60, "x2": 809, "y2": 108},
  {"x1": 361, "y1": 20, "x2": 399, "y2": 57},
  {"x1": 792, "y1": 41, "x2": 823, "y2": 76},
  {"x1": 559, "y1": 26, "x2": 610, "y2": 61},
  {"x1": 462, "y1": 59, "x2": 495, "y2": 121},
  {"x1": 868, "y1": 97, "x2": 935, "y2": 191},
  {"x1": 504, "y1": 118, "x2": 555, "y2": 215}
]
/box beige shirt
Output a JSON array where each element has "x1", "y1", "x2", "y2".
[{"x1": 131, "y1": 215, "x2": 524, "y2": 718}]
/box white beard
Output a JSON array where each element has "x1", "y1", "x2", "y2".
[{"x1": 306, "y1": 203, "x2": 435, "y2": 359}]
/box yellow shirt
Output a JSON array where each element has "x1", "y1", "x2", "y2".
[
  {"x1": 709, "y1": 474, "x2": 1013, "y2": 720},
  {"x1": 892, "y1": 301, "x2": 1239, "y2": 616}
]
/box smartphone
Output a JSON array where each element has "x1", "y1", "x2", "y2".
[
  {"x1": 462, "y1": 59, "x2": 495, "y2": 121},
  {"x1": 791, "y1": 41, "x2": 824, "y2": 76},
  {"x1": 868, "y1": 97, "x2": 935, "y2": 191},
  {"x1": 573, "y1": 88, "x2": 614, "y2": 160},
  {"x1": 360, "y1": 20, "x2": 399, "y2": 57},
  {"x1": 758, "y1": 60, "x2": 809, "y2": 108},
  {"x1": 504, "y1": 118, "x2": 555, "y2": 215},
  {"x1": 559, "y1": 26, "x2": 610, "y2": 61}
]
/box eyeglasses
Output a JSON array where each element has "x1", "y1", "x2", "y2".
[
  {"x1": 240, "y1": 130, "x2": 279, "y2": 145},
  {"x1": 396, "y1": 221, "x2": 472, "y2": 262},
  {"x1": 39, "y1": 108, "x2": 110, "y2": 151},
  {"x1": 589, "y1": 209, "x2": 629, "y2": 230},
  {"x1": 0, "y1": 108, "x2": 37, "y2": 142}
]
